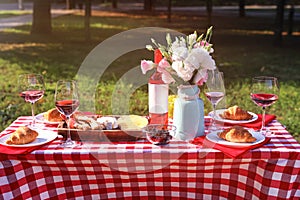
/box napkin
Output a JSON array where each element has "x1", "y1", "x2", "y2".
[
  {"x1": 0, "y1": 144, "x2": 40, "y2": 155},
  {"x1": 191, "y1": 136, "x2": 271, "y2": 159},
  {"x1": 225, "y1": 114, "x2": 276, "y2": 129}
]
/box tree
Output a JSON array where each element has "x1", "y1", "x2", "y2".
[
  {"x1": 31, "y1": 0, "x2": 52, "y2": 35},
  {"x1": 85, "y1": 0, "x2": 92, "y2": 41},
  {"x1": 206, "y1": 0, "x2": 213, "y2": 26},
  {"x1": 239, "y1": 0, "x2": 245, "y2": 17},
  {"x1": 274, "y1": 0, "x2": 286, "y2": 46},
  {"x1": 144, "y1": 0, "x2": 153, "y2": 11}
]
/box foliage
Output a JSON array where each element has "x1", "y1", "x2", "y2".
[{"x1": 0, "y1": 8, "x2": 299, "y2": 142}]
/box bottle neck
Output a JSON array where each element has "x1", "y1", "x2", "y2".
[
  {"x1": 149, "y1": 70, "x2": 165, "y2": 84},
  {"x1": 149, "y1": 49, "x2": 165, "y2": 84},
  {"x1": 154, "y1": 49, "x2": 162, "y2": 64}
]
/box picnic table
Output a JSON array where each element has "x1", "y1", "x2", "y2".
[{"x1": 0, "y1": 116, "x2": 299, "y2": 199}]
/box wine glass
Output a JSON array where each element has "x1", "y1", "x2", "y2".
[
  {"x1": 205, "y1": 70, "x2": 225, "y2": 131},
  {"x1": 250, "y1": 76, "x2": 279, "y2": 136},
  {"x1": 18, "y1": 74, "x2": 45, "y2": 128},
  {"x1": 55, "y1": 80, "x2": 80, "y2": 148}
]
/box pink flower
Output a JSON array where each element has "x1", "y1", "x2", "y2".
[
  {"x1": 194, "y1": 69, "x2": 208, "y2": 86},
  {"x1": 161, "y1": 71, "x2": 175, "y2": 84},
  {"x1": 157, "y1": 58, "x2": 170, "y2": 72},
  {"x1": 141, "y1": 60, "x2": 155, "y2": 74},
  {"x1": 157, "y1": 59, "x2": 175, "y2": 84}
]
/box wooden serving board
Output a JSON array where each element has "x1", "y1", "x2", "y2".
[{"x1": 57, "y1": 128, "x2": 145, "y2": 142}]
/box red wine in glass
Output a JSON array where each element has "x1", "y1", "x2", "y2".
[
  {"x1": 251, "y1": 93, "x2": 278, "y2": 108},
  {"x1": 55, "y1": 99, "x2": 79, "y2": 117},
  {"x1": 251, "y1": 76, "x2": 279, "y2": 136},
  {"x1": 205, "y1": 70, "x2": 225, "y2": 131},
  {"x1": 18, "y1": 74, "x2": 45, "y2": 128},
  {"x1": 20, "y1": 90, "x2": 44, "y2": 104},
  {"x1": 55, "y1": 80, "x2": 80, "y2": 148},
  {"x1": 205, "y1": 92, "x2": 225, "y2": 105}
]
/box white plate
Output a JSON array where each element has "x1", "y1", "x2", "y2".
[
  {"x1": 206, "y1": 130, "x2": 265, "y2": 148},
  {"x1": 36, "y1": 112, "x2": 62, "y2": 125},
  {"x1": 0, "y1": 129, "x2": 58, "y2": 147},
  {"x1": 208, "y1": 109, "x2": 258, "y2": 124}
]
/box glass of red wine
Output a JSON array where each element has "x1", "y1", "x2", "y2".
[
  {"x1": 205, "y1": 70, "x2": 225, "y2": 131},
  {"x1": 18, "y1": 74, "x2": 45, "y2": 128},
  {"x1": 251, "y1": 76, "x2": 279, "y2": 136},
  {"x1": 55, "y1": 80, "x2": 80, "y2": 148}
]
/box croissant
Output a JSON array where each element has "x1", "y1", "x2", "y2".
[
  {"x1": 44, "y1": 108, "x2": 63, "y2": 122},
  {"x1": 220, "y1": 105, "x2": 253, "y2": 120},
  {"x1": 218, "y1": 126, "x2": 256, "y2": 143},
  {"x1": 6, "y1": 126, "x2": 38, "y2": 145}
]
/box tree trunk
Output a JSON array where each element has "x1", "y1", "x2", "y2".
[
  {"x1": 206, "y1": 0, "x2": 213, "y2": 26},
  {"x1": 18, "y1": 0, "x2": 24, "y2": 10},
  {"x1": 31, "y1": 0, "x2": 52, "y2": 35},
  {"x1": 85, "y1": 0, "x2": 91, "y2": 41},
  {"x1": 144, "y1": 0, "x2": 153, "y2": 11},
  {"x1": 66, "y1": 0, "x2": 76, "y2": 9},
  {"x1": 288, "y1": 4, "x2": 294, "y2": 36},
  {"x1": 239, "y1": 0, "x2": 245, "y2": 17},
  {"x1": 274, "y1": 0, "x2": 286, "y2": 46},
  {"x1": 167, "y1": 0, "x2": 171, "y2": 22},
  {"x1": 112, "y1": 0, "x2": 117, "y2": 9}
]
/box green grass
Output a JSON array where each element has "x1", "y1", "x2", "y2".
[
  {"x1": 0, "y1": 10, "x2": 31, "y2": 19},
  {"x1": 0, "y1": 9, "x2": 299, "y2": 142}
]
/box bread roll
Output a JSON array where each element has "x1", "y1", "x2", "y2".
[
  {"x1": 220, "y1": 105, "x2": 253, "y2": 120},
  {"x1": 6, "y1": 126, "x2": 38, "y2": 145},
  {"x1": 44, "y1": 108, "x2": 63, "y2": 122},
  {"x1": 218, "y1": 126, "x2": 256, "y2": 143}
]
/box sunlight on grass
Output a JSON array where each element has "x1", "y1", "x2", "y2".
[
  {"x1": 231, "y1": 29, "x2": 274, "y2": 35},
  {"x1": 0, "y1": 43, "x2": 47, "y2": 51},
  {"x1": 1, "y1": 28, "x2": 29, "y2": 34},
  {"x1": 91, "y1": 23, "x2": 128, "y2": 30},
  {"x1": 0, "y1": 10, "x2": 32, "y2": 19}
]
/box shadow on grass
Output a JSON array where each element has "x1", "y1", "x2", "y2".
[{"x1": 0, "y1": 9, "x2": 299, "y2": 140}]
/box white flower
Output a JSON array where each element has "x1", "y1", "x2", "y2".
[
  {"x1": 171, "y1": 37, "x2": 186, "y2": 51},
  {"x1": 172, "y1": 61, "x2": 193, "y2": 82},
  {"x1": 172, "y1": 46, "x2": 188, "y2": 62},
  {"x1": 184, "y1": 48, "x2": 216, "y2": 70},
  {"x1": 187, "y1": 33, "x2": 197, "y2": 47}
]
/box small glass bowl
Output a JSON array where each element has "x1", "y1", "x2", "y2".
[{"x1": 142, "y1": 124, "x2": 176, "y2": 145}]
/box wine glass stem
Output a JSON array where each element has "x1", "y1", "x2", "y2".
[
  {"x1": 212, "y1": 103, "x2": 217, "y2": 127},
  {"x1": 261, "y1": 106, "x2": 266, "y2": 132},
  {"x1": 66, "y1": 116, "x2": 72, "y2": 144},
  {"x1": 31, "y1": 103, "x2": 35, "y2": 126}
]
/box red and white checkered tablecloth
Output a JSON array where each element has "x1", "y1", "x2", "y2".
[{"x1": 0, "y1": 116, "x2": 300, "y2": 199}]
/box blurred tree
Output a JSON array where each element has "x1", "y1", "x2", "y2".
[
  {"x1": 144, "y1": 0, "x2": 153, "y2": 11},
  {"x1": 167, "y1": 0, "x2": 172, "y2": 22},
  {"x1": 206, "y1": 0, "x2": 212, "y2": 26},
  {"x1": 85, "y1": 0, "x2": 91, "y2": 41},
  {"x1": 31, "y1": 0, "x2": 52, "y2": 35},
  {"x1": 66, "y1": 0, "x2": 76, "y2": 9},
  {"x1": 274, "y1": 0, "x2": 286, "y2": 46},
  {"x1": 18, "y1": 0, "x2": 24, "y2": 10},
  {"x1": 112, "y1": 0, "x2": 117, "y2": 8},
  {"x1": 239, "y1": 0, "x2": 245, "y2": 17}
]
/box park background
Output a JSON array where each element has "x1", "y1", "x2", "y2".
[{"x1": 0, "y1": 0, "x2": 299, "y2": 141}]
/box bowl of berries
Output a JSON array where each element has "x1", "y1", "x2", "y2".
[{"x1": 142, "y1": 124, "x2": 176, "y2": 145}]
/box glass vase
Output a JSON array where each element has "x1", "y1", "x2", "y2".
[{"x1": 173, "y1": 85, "x2": 205, "y2": 141}]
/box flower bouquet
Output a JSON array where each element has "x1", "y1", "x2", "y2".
[{"x1": 141, "y1": 26, "x2": 216, "y2": 86}]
